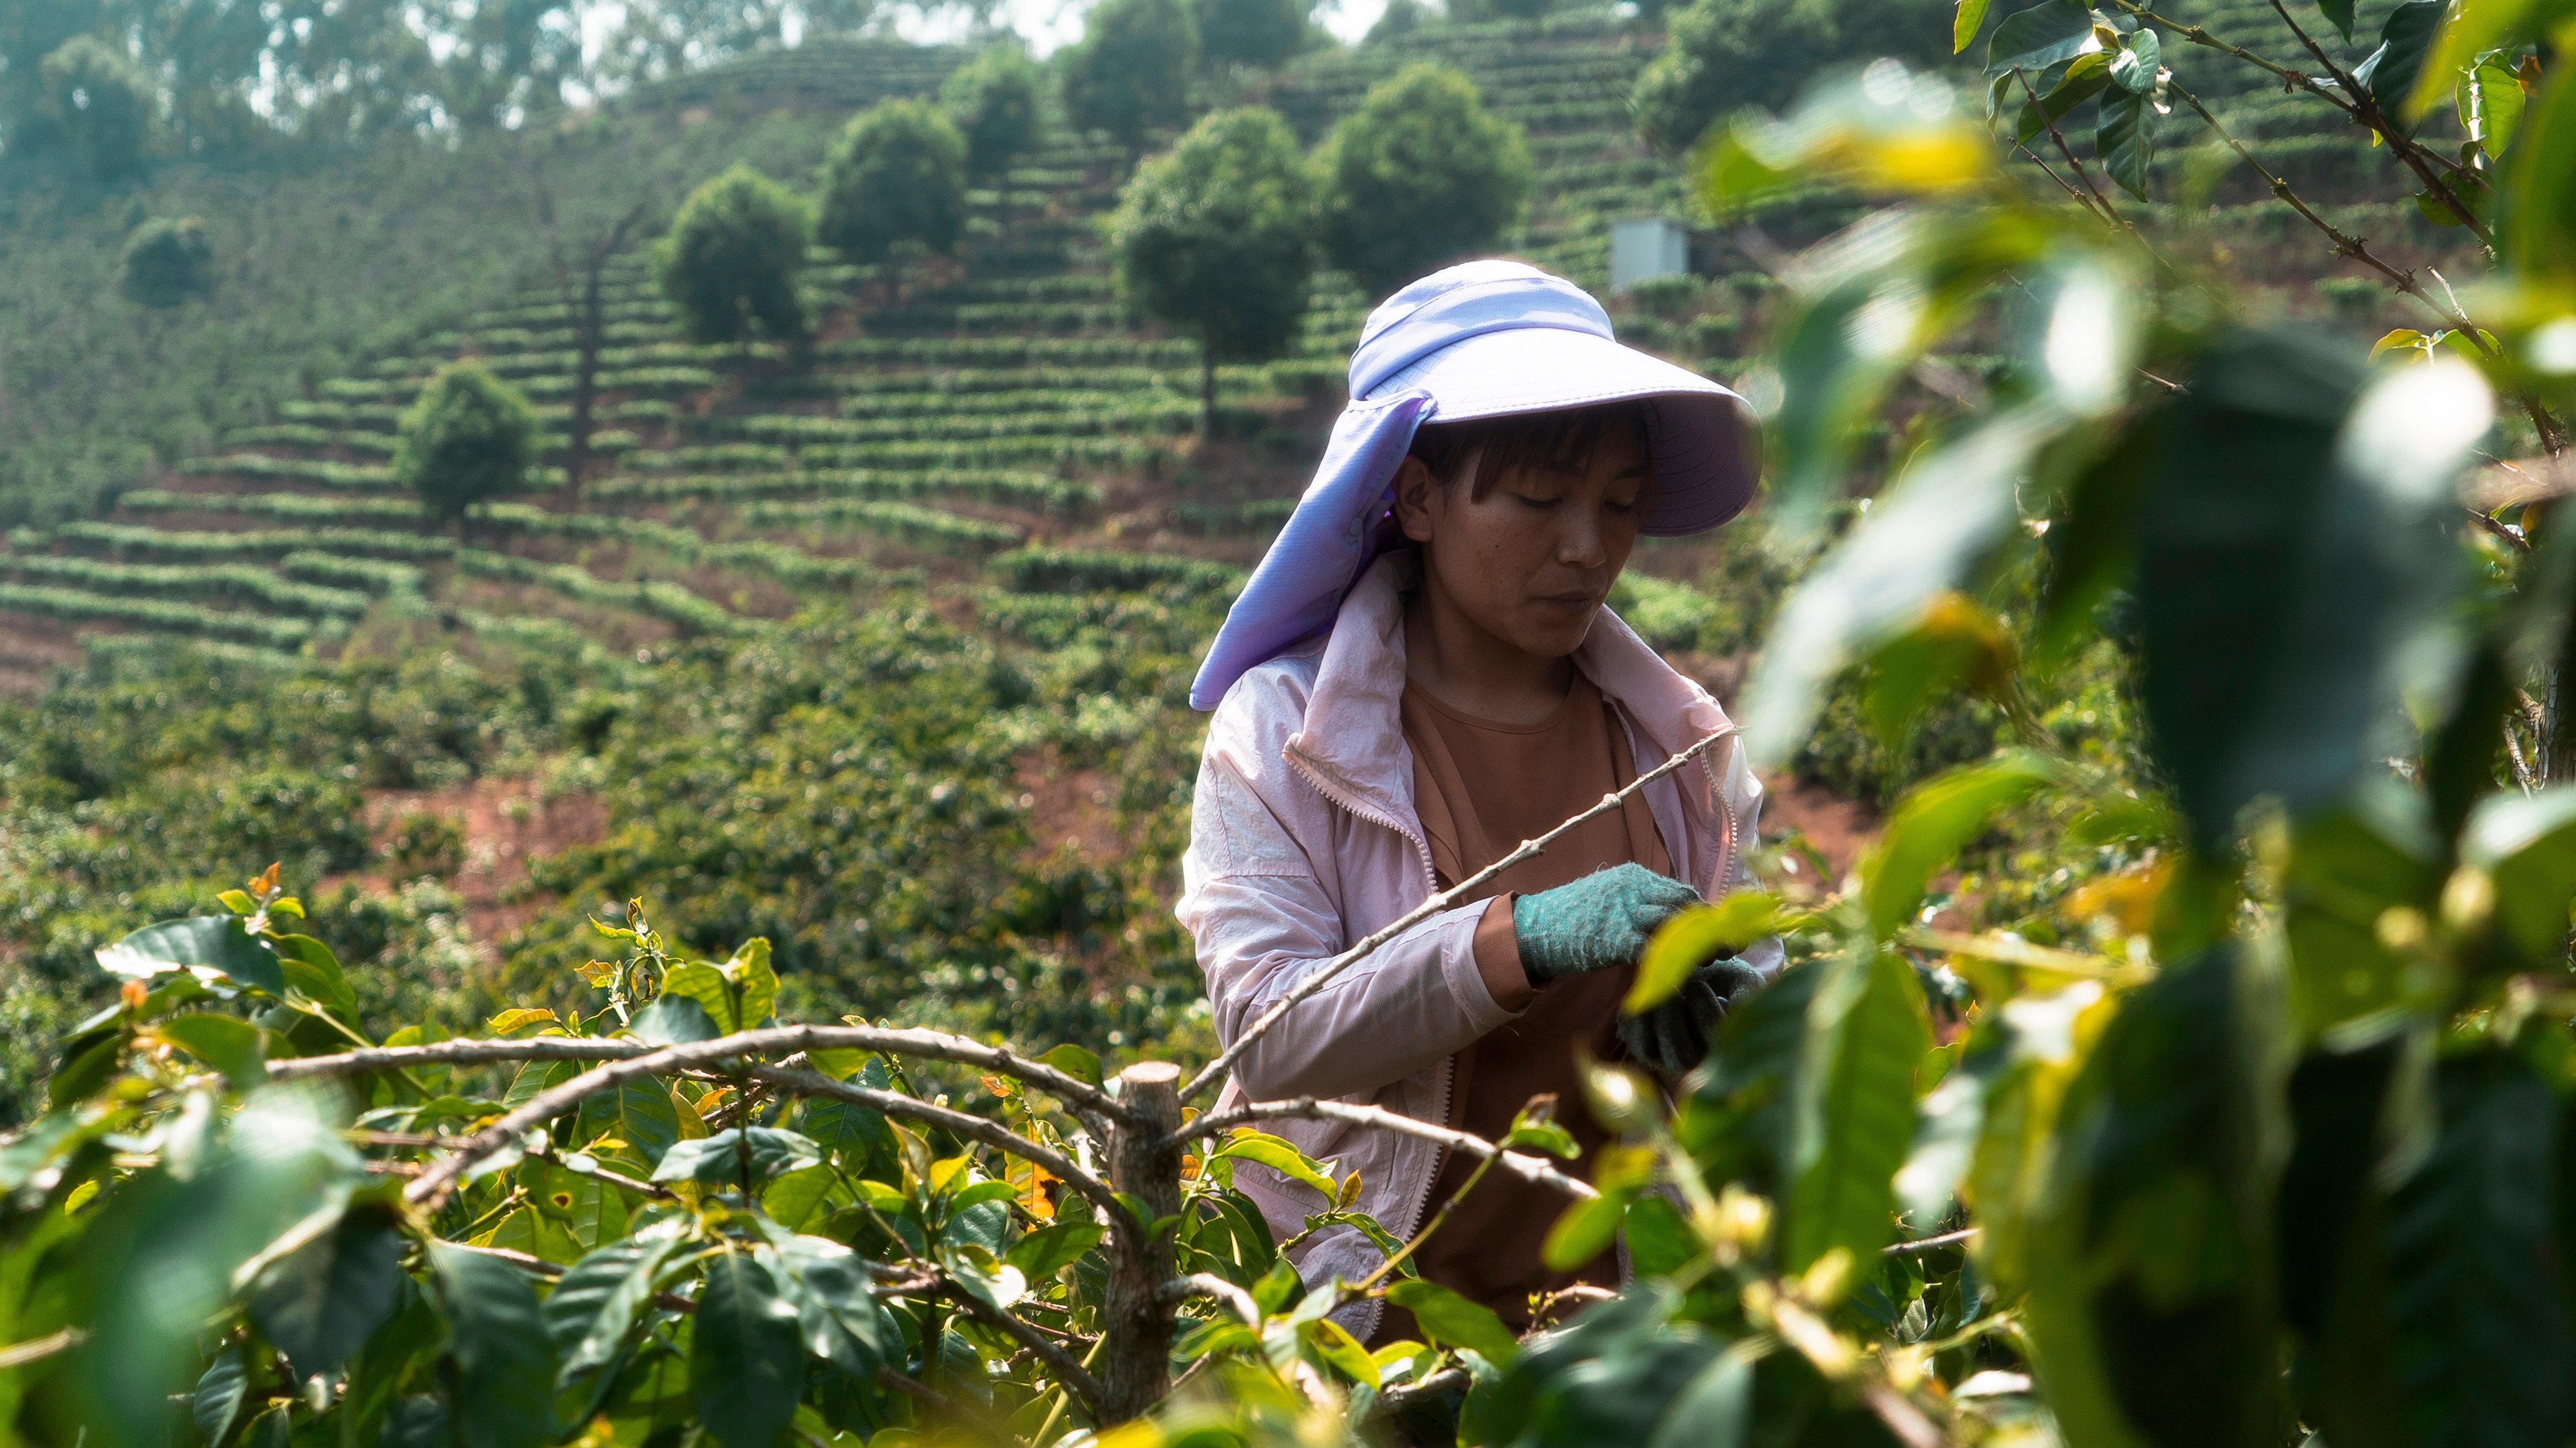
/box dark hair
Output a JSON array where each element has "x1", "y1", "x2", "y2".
[{"x1": 1406, "y1": 401, "x2": 1651, "y2": 500}]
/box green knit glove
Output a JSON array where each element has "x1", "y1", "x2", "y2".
[
  {"x1": 1509, "y1": 863, "x2": 1703, "y2": 982},
  {"x1": 1618, "y1": 956, "x2": 1768, "y2": 1075}
]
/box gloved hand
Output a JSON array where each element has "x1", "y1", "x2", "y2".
[
  {"x1": 1510, "y1": 862, "x2": 1703, "y2": 982},
  {"x1": 1618, "y1": 955, "x2": 1768, "y2": 1075}
]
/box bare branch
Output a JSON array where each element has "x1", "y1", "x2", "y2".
[
  {"x1": 743, "y1": 1064, "x2": 1132, "y2": 1225},
  {"x1": 1182, "y1": 1098, "x2": 1599, "y2": 1203},
  {"x1": 1883, "y1": 1227, "x2": 1978, "y2": 1256},
  {"x1": 1180, "y1": 726, "x2": 1739, "y2": 1105},
  {"x1": 274, "y1": 1022, "x2": 1131, "y2": 1123},
  {"x1": 2260, "y1": 0, "x2": 2499, "y2": 252}
]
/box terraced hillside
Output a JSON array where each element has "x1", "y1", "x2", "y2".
[{"x1": 0, "y1": 16, "x2": 1685, "y2": 683}]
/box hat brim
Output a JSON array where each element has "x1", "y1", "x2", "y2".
[{"x1": 1374, "y1": 327, "x2": 1762, "y2": 537}]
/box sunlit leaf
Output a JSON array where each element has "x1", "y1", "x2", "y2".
[
  {"x1": 267, "y1": 934, "x2": 356, "y2": 1020},
  {"x1": 155, "y1": 1013, "x2": 269, "y2": 1091},
  {"x1": 1209, "y1": 1130, "x2": 1338, "y2": 1199},
  {"x1": 1541, "y1": 1190, "x2": 1631, "y2": 1273},
  {"x1": 1986, "y1": 0, "x2": 2099, "y2": 74},
  {"x1": 2095, "y1": 86, "x2": 2157, "y2": 200},
  {"x1": 1785, "y1": 949, "x2": 1934, "y2": 1272},
  {"x1": 1005, "y1": 1219, "x2": 1104, "y2": 1281},
  {"x1": 2459, "y1": 786, "x2": 2576, "y2": 959},
  {"x1": 1629, "y1": 892, "x2": 1788, "y2": 1011},
  {"x1": 1862, "y1": 752, "x2": 2065, "y2": 939},
  {"x1": 1956, "y1": 0, "x2": 1995, "y2": 53},
  {"x1": 1385, "y1": 1278, "x2": 1520, "y2": 1366},
  {"x1": 96, "y1": 916, "x2": 284, "y2": 997},
  {"x1": 652, "y1": 1127, "x2": 824, "y2": 1187}
]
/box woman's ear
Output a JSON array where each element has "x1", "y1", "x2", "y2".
[{"x1": 1391, "y1": 455, "x2": 1441, "y2": 543}]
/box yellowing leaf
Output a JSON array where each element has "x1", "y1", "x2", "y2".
[{"x1": 486, "y1": 1008, "x2": 561, "y2": 1037}]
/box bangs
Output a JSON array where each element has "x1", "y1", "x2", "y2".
[{"x1": 1406, "y1": 402, "x2": 1651, "y2": 500}]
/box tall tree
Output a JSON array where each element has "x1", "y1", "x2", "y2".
[
  {"x1": 1194, "y1": 0, "x2": 1309, "y2": 69},
  {"x1": 39, "y1": 36, "x2": 157, "y2": 178},
  {"x1": 133, "y1": 0, "x2": 274, "y2": 154},
  {"x1": 940, "y1": 41, "x2": 1043, "y2": 200},
  {"x1": 656, "y1": 162, "x2": 811, "y2": 346},
  {"x1": 818, "y1": 99, "x2": 968, "y2": 267},
  {"x1": 540, "y1": 195, "x2": 651, "y2": 505},
  {"x1": 602, "y1": 0, "x2": 788, "y2": 85},
  {"x1": 1060, "y1": 0, "x2": 1197, "y2": 154},
  {"x1": 1630, "y1": 0, "x2": 1950, "y2": 155},
  {"x1": 1110, "y1": 106, "x2": 1314, "y2": 437},
  {"x1": 430, "y1": 0, "x2": 585, "y2": 130},
  {"x1": 1312, "y1": 63, "x2": 1530, "y2": 300},
  {"x1": 268, "y1": 0, "x2": 445, "y2": 143},
  {"x1": 0, "y1": 0, "x2": 110, "y2": 153}
]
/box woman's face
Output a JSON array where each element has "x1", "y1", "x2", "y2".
[{"x1": 1394, "y1": 422, "x2": 1649, "y2": 662}]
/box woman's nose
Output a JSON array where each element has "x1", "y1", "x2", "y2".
[{"x1": 1558, "y1": 510, "x2": 1609, "y2": 568}]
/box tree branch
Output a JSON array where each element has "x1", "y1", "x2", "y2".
[
  {"x1": 273, "y1": 1022, "x2": 1131, "y2": 1123},
  {"x1": 2009, "y1": 66, "x2": 2123, "y2": 227},
  {"x1": 1179, "y1": 726, "x2": 1739, "y2": 1105},
  {"x1": 1181, "y1": 1098, "x2": 1598, "y2": 1203},
  {"x1": 1162, "y1": 1273, "x2": 1262, "y2": 1324},
  {"x1": 939, "y1": 1276, "x2": 1108, "y2": 1414},
  {"x1": 2260, "y1": 0, "x2": 2499, "y2": 250}
]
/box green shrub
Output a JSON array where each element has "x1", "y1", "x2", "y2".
[
  {"x1": 1196, "y1": 0, "x2": 1312, "y2": 68},
  {"x1": 393, "y1": 362, "x2": 542, "y2": 527},
  {"x1": 819, "y1": 99, "x2": 969, "y2": 265},
  {"x1": 1312, "y1": 63, "x2": 1531, "y2": 299},
  {"x1": 656, "y1": 162, "x2": 812, "y2": 344},
  {"x1": 384, "y1": 809, "x2": 466, "y2": 879},
  {"x1": 743, "y1": 498, "x2": 1028, "y2": 553},
  {"x1": 993, "y1": 545, "x2": 1243, "y2": 597},
  {"x1": 118, "y1": 217, "x2": 216, "y2": 308},
  {"x1": 1111, "y1": 107, "x2": 1316, "y2": 434}
]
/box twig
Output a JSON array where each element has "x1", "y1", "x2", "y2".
[
  {"x1": 2467, "y1": 506, "x2": 2532, "y2": 554},
  {"x1": 2260, "y1": 0, "x2": 2498, "y2": 252},
  {"x1": 1180, "y1": 1098, "x2": 1598, "y2": 1203},
  {"x1": 742, "y1": 1064, "x2": 1130, "y2": 1227},
  {"x1": 1180, "y1": 727, "x2": 1739, "y2": 1105},
  {"x1": 274, "y1": 1022, "x2": 1130, "y2": 1123},
  {"x1": 2012, "y1": 140, "x2": 2114, "y2": 215},
  {"x1": 940, "y1": 1277, "x2": 1108, "y2": 1413},
  {"x1": 2009, "y1": 66, "x2": 2123, "y2": 225},
  {"x1": 1351, "y1": 1145, "x2": 1502, "y2": 1297},
  {"x1": 0, "y1": 1329, "x2": 82, "y2": 1370},
  {"x1": 2105, "y1": 0, "x2": 2352, "y2": 112},
  {"x1": 1162, "y1": 1273, "x2": 1263, "y2": 1324},
  {"x1": 1883, "y1": 1227, "x2": 1978, "y2": 1256}
]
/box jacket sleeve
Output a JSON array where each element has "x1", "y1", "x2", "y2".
[{"x1": 1177, "y1": 694, "x2": 1518, "y2": 1103}]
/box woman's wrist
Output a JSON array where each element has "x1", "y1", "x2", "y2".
[{"x1": 1473, "y1": 894, "x2": 1533, "y2": 1011}]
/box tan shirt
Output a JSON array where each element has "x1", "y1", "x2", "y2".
[{"x1": 1387, "y1": 672, "x2": 1672, "y2": 1337}]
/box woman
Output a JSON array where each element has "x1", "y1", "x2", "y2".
[{"x1": 1177, "y1": 260, "x2": 1777, "y2": 1341}]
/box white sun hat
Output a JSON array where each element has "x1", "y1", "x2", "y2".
[{"x1": 1187, "y1": 258, "x2": 1761, "y2": 711}]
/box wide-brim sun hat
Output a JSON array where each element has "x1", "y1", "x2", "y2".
[{"x1": 1188, "y1": 258, "x2": 1762, "y2": 711}]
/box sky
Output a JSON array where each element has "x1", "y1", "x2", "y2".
[{"x1": 578, "y1": 0, "x2": 1390, "y2": 66}]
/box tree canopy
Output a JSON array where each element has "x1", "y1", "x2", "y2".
[
  {"x1": 1631, "y1": 0, "x2": 1951, "y2": 155},
  {"x1": 819, "y1": 99, "x2": 969, "y2": 263},
  {"x1": 118, "y1": 216, "x2": 216, "y2": 308},
  {"x1": 1112, "y1": 106, "x2": 1314, "y2": 435},
  {"x1": 1060, "y1": 0, "x2": 1198, "y2": 152},
  {"x1": 940, "y1": 42, "x2": 1046, "y2": 185},
  {"x1": 393, "y1": 361, "x2": 540, "y2": 527},
  {"x1": 39, "y1": 35, "x2": 156, "y2": 178},
  {"x1": 1194, "y1": 0, "x2": 1310, "y2": 69},
  {"x1": 1312, "y1": 62, "x2": 1530, "y2": 301},
  {"x1": 655, "y1": 162, "x2": 812, "y2": 344}
]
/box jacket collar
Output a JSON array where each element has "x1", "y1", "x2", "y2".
[{"x1": 1282, "y1": 552, "x2": 1734, "y2": 830}]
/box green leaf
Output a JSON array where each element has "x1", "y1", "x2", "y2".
[
  {"x1": 267, "y1": 934, "x2": 357, "y2": 1020},
  {"x1": 2503, "y1": 59, "x2": 2576, "y2": 315},
  {"x1": 2316, "y1": 0, "x2": 2356, "y2": 42},
  {"x1": 1005, "y1": 1219, "x2": 1104, "y2": 1281},
  {"x1": 1041, "y1": 1042, "x2": 1104, "y2": 1087},
  {"x1": 658, "y1": 961, "x2": 746, "y2": 1035},
  {"x1": 156, "y1": 1013, "x2": 270, "y2": 1090},
  {"x1": 249, "y1": 1207, "x2": 405, "y2": 1380},
  {"x1": 1209, "y1": 1130, "x2": 1340, "y2": 1199},
  {"x1": 583, "y1": 1075, "x2": 681, "y2": 1169},
  {"x1": 2016, "y1": 52, "x2": 2113, "y2": 144},
  {"x1": 765, "y1": 1231, "x2": 899, "y2": 1377},
  {"x1": 1629, "y1": 893, "x2": 1786, "y2": 1011},
  {"x1": 1987, "y1": 0, "x2": 2098, "y2": 73},
  {"x1": 1956, "y1": 0, "x2": 1994, "y2": 52},
  {"x1": 2275, "y1": 1037, "x2": 2408, "y2": 1448},
  {"x1": 2409, "y1": 0, "x2": 2575, "y2": 117},
  {"x1": 545, "y1": 1231, "x2": 686, "y2": 1382},
  {"x1": 692, "y1": 1250, "x2": 808, "y2": 1448},
  {"x1": 2465, "y1": 787, "x2": 2576, "y2": 960},
  {"x1": 2461, "y1": 55, "x2": 2529, "y2": 155},
  {"x1": 2021, "y1": 946, "x2": 2284, "y2": 1448},
  {"x1": 1785, "y1": 950, "x2": 1934, "y2": 1272},
  {"x1": 2110, "y1": 25, "x2": 2162, "y2": 92},
  {"x1": 629, "y1": 993, "x2": 721, "y2": 1046},
  {"x1": 2034, "y1": 420, "x2": 2151, "y2": 669},
  {"x1": 95, "y1": 916, "x2": 284, "y2": 996},
  {"x1": 1741, "y1": 406, "x2": 2050, "y2": 771},
  {"x1": 1541, "y1": 1190, "x2": 1631, "y2": 1273},
  {"x1": 2134, "y1": 332, "x2": 2486, "y2": 849},
  {"x1": 652, "y1": 1127, "x2": 825, "y2": 1187},
  {"x1": 2380, "y1": 1052, "x2": 2574, "y2": 1445},
  {"x1": 429, "y1": 1242, "x2": 560, "y2": 1448},
  {"x1": 2354, "y1": 1, "x2": 2449, "y2": 118},
  {"x1": 2284, "y1": 787, "x2": 2441, "y2": 1031},
  {"x1": 1306, "y1": 1317, "x2": 1379, "y2": 1386},
  {"x1": 1647, "y1": 1350, "x2": 1753, "y2": 1448},
  {"x1": 2096, "y1": 86, "x2": 2157, "y2": 199},
  {"x1": 1385, "y1": 1278, "x2": 1520, "y2": 1366},
  {"x1": 1861, "y1": 753, "x2": 2063, "y2": 939},
  {"x1": 192, "y1": 1347, "x2": 252, "y2": 1448},
  {"x1": 1624, "y1": 1195, "x2": 1700, "y2": 1278}
]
